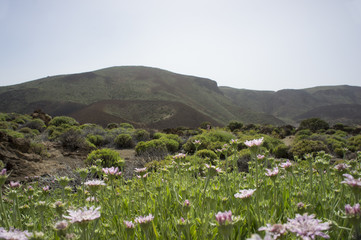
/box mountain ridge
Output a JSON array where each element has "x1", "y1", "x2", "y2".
[{"x1": 1, "y1": 66, "x2": 360, "y2": 128}]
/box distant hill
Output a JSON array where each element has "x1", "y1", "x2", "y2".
[
  {"x1": 220, "y1": 85, "x2": 361, "y2": 125},
  {"x1": 1, "y1": 66, "x2": 359, "y2": 128},
  {"x1": 0, "y1": 66, "x2": 284, "y2": 128}
]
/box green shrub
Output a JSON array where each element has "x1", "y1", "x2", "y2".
[
  {"x1": 195, "y1": 149, "x2": 217, "y2": 161},
  {"x1": 135, "y1": 140, "x2": 168, "y2": 158},
  {"x1": 0, "y1": 113, "x2": 9, "y2": 121},
  {"x1": 227, "y1": 121, "x2": 243, "y2": 132},
  {"x1": 295, "y1": 129, "x2": 312, "y2": 141},
  {"x1": 348, "y1": 135, "x2": 361, "y2": 152},
  {"x1": 119, "y1": 123, "x2": 134, "y2": 129},
  {"x1": 0, "y1": 129, "x2": 24, "y2": 139},
  {"x1": 114, "y1": 134, "x2": 134, "y2": 149},
  {"x1": 30, "y1": 142, "x2": 47, "y2": 156},
  {"x1": 86, "y1": 148, "x2": 124, "y2": 168},
  {"x1": 290, "y1": 139, "x2": 328, "y2": 158},
  {"x1": 86, "y1": 134, "x2": 105, "y2": 147},
  {"x1": 160, "y1": 137, "x2": 179, "y2": 153},
  {"x1": 153, "y1": 133, "x2": 182, "y2": 144},
  {"x1": 49, "y1": 116, "x2": 79, "y2": 127},
  {"x1": 22, "y1": 119, "x2": 46, "y2": 131},
  {"x1": 59, "y1": 128, "x2": 88, "y2": 151},
  {"x1": 18, "y1": 127, "x2": 40, "y2": 137},
  {"x1": 13, "y1": 114, "x2": 31, "y2": 124},
  {"x1": 134, "y1": 129, "x2": 150, "y2": 142},
  {"x1": 106, "y1": 123, "x2": 119, "y2": 129},
  {"x1": 299, "y1": 118, "x2": 329, "y2": 132},
  {"x1": 272, "y1": 144, "x2": 290, "y2": 159}
]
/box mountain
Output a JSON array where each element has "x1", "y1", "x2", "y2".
[
  {"x1": 0, "y1": 66, "x2": 284, "y2": 128},
  {"x1": 220, "y1": 85, "x2": 361, "y2": 125}
]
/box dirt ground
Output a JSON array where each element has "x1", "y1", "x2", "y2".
[{"x1": 7, "y1": 142, "x2": 144, "y2": 182}]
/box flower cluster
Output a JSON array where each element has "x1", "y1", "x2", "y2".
[
  {"x1": 0, "y1": 227, "x2": 30, "y2": 240},
  {"x1": 0, "y1": 168, "x2": 8, "y2": 186},
  {"x1": 286, "y1": 213, "x2": 330, "y2": 240},
  {"x1": 345, "y1": 203, "x2": 361, "y2": 218},
  {"x1": 234, "y1": 189, "x2": 256, "y2": 199},
  {"x1": 173, "y1": 153, "x2": 186, "y2": 160},
  {"x1": 205, "y1": 164, "x2": 222, "y2": 173},
  {"x1": 124, "y1": 220, "x2": 135, "y2": 228},
  {"x1": 341, "y1": 174, "x2": 361, "y2": 188},
  {"x1": 63, "y1": 206, "x2": 101, "y2": 224},
  {"x1": 244, "y1": 137, "x2": 264, "y2": 147},
  {"x1": 9, "y1": 181, "x2": 21, "y2": 188},
  {"x1": 215, "y1": 210, "x2": 232, "y2": 225},
  {"x1": 102, "y1": 167, "x2": 122, "y2": 176},
  {"x1": 259, "y1": 223, "x2": 287, "y2": 239},
  {"x1": 334, "y1": 163, "x2": 350, "y2": 173},
  {"x1": 134, "y1": 167, "x2": 147, "y2": 173},
  {"x1": 265, "y1": 167, "x2": 279, "y2": 177},
  {"x1": 279, "y1": 160, "x2": 292, "y2": 169},
  {"x1": 84, "y1": 179, "x2": 106, "y2": 187},
  {"x1": 134, "y1": 214, "x2": 154, "y2": 224}
]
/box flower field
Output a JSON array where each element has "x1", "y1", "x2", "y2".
[{"x1": 1, "y1": 135, "x2": 361, "y2": 240}]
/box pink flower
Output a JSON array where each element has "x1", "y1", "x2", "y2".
[
  {"x1": 286, "y1": 213, "x2": 330, "y2": 240},
  {"x1": 259, "y1": 223, "x2": 287, "y2": 239},
  {"x1": 345, "y1": 203, "x2": 361, "y2": 218},
  {"x1": 63, "y1": 206, "x2": 101, "y2": 224},
  {"x1": 334, "y1": 163, "x2": 349, "y2": 172},
  {"x1": 173, "y1": 153, "x2": 186, "y2": 160},
  {"x1": 341, "y1": 174, "x2": 361, "y2": 188},
  {"x1": 257, "y1": 154, "x2": 265, "y2": 160},
  {"x1": 0, "y1": 227, "x2": 30, "y2": 240},
  {"x1": 280, "y1": 160, "x2": 292, "y2": 169},
  {"x1": 54, "y1": 220, "x2": 69, "y2": 231},
  {"x1": 134, "y1": 214, "x2": 154, "y2": 224},
  {"x1": 137, "y1": 173, "x2": 149, "y2": 179},
  {"x1": 215, "y1": 210, "x2": 232, "y2": 225},
  {"x1": 134, "y1": 167, "x2": 147, "y2": 173},
  {"x1": 0, "y1": 169, "x2": 7, "y2": 176},
  {"x1": 205, "y1": 164, "x2": 222, "y2": 173},
  {"x1": 9, "y1": 181, "x2": 21, "y2": 188},
  {"x1": 183, "y1": 199, "x2": 190, "y2": 207},
  {"x1": 193, "y1": 140, "x2": 201, "y2": 145},
  {"x1": 234, "y1": 189, "x2": 256, "y2": 199},
  {"x1": 42, "y1": 186, "x2": 50, "y2": 192},
  {"x1": 124, "y1": 220, "x2": 135, "y2": 228},
  {"x1": 265, "y1": 167, "x2": 279, "y2": 177},
  {"x1": 244, "y1": 137, "x2": 264, "y2": 147},
  {"x1": 102, "y1": 167, "x2": 122, "y2": 176},
  {"x1": 84, "y1": 180, "x2": 106, "y2": 187}
]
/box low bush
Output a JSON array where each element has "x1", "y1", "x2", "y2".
[
  {"x1": 22, "y1": 119, "x2": 46, "y2": 132},
  {"x1": 59, "y1": 128, "x2": 89, "y2": 151},
  {"x1": 134, "y1": 129, "x2": 150, "y2": 142},
  {"x1": 290, "y1": 139, "x2": 328, "y2": 158},
  {"x1": 114, "y1": 134, "x2": 134, "y2": 149},
  {"x1": 86, "y1": 134, "x2": 105, "y2": 147},
  {"x1": 0, "y1": 129, "x2": 24, "y2": 139},
  {"x1": 298, "y1": 118, "x2": 329, "y2": 132},
  {"x1": 86, "y1": 148, "x2": 124, "y2": 168},
  {"x1": 119, "y1": 123, "x2": 134, "y2": 129},
  {"x1": 49, "y1": 116, "x2": 79, "y2": 127},
  {"x1": 272, "y1": 143, "x2": 290, "y2": 159},
  {"x1": 348, "y1": 135, "x2": 361, "y2": 152},
  {"x1": 194, "y1": 149, "x2": 217, "y2": 161},
  {"x1": 135, "y1": 140, "x2": 168, "y2": 159}
]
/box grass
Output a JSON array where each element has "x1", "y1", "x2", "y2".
[{"x1": 1, "y1": 138, "x2": 361, "y2": 239}]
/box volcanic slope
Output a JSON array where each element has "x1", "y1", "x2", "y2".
[
  {"x1": 220, "y1": 85, "x2": 361, "y2": 125},
  {"x1": 0, "y1": 66, "x2": 284, "y2": 128}
]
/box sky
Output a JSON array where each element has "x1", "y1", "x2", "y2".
[{"x1": 1, "y1": 0, "x2": 361, "y2": 91}]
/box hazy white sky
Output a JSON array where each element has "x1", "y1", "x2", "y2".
[{"x1": 1, "y1": 0, "x2": 361, "y2": 90}]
